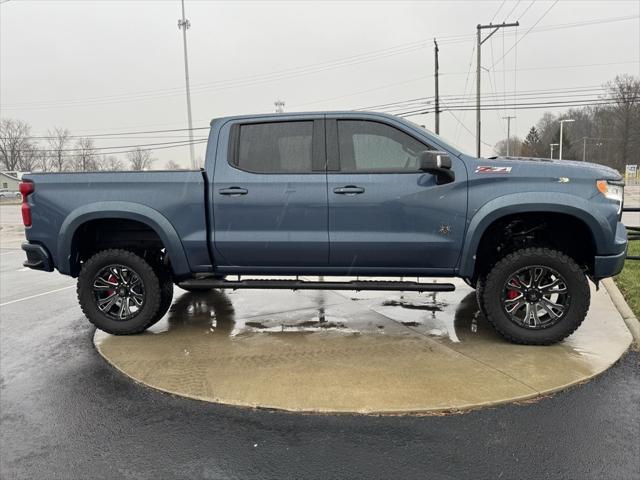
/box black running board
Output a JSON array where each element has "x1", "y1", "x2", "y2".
[{"x1": 179, "y1": 279, "x2": 455, "y2": 292}]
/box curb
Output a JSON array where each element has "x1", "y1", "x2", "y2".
[{"x1": 603, "y1": 277, "x2": 640, "y2": 349}]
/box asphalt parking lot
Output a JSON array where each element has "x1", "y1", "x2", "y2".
[{"x1": 1, "y1": 246, "x2": 639, "y2": 480}]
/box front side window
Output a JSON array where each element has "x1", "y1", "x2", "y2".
[
  {"x1": 337, "y1": 120, "x2": 429, "y2": 172},
  {"x1": 235, "y1": 121, "x2": 313, "y2": 173}
]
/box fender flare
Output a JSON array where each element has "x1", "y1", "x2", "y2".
[
  {"x1": 458, "y1": 192, "x2": 612, "y2": 278},
  {"x1": 57, "y1": 201, "x2": 191, "y2": 277}
]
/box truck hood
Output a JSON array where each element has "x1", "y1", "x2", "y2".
[{"x1": 491, "y1": 156, "x2": 622, "y2": 181}]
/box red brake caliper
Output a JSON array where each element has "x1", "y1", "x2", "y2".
[
  {"x1": 507, "y1": 279, "x2": 519, "y2": 300},
  {"x1": 106, "y1": 274, "x2": 117, "y2": 297}
]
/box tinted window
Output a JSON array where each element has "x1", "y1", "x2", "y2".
[
  {"x1": 235, "y1": 121, "x2": 313, "y2": 173},
  {"x1": 338, "y1": 120, "x2": 428, "y2": 172}
]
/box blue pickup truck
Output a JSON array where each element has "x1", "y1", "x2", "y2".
[{"x1": 20, "y1": 112, "x2": 627, "y2": 344}]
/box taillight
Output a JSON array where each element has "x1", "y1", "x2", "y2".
[{"x1": 19, "y1": 181, "x2": 34, "y2": 227}]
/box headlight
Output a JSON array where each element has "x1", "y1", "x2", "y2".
[{"x1": 596, "y1": 180, "x2": 624, "y2": 214}]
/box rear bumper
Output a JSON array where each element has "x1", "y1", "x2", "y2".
[
  {"x1": 593, "y1": 222, "x2": 628, "y2": 279},
  {"x1": 21, "y1": 242, "x2": 54, "y2": 272}
]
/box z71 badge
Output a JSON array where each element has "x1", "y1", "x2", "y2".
[{"x1": 475, "y1": 165, "x2": 512, "y2": 174}]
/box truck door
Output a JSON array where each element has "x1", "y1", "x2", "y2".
[
  {"x1": 326, "y1": 118, "x2": 467, "y2": 272},
  {"x1": 212, "y1": 118, "x2": 328, "y2": 267}
]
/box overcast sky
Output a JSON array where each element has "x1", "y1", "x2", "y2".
[{"x1": 1, "y1": 0, "x2": 639, "y2": 167}]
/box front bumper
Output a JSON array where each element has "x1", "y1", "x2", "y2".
[
  {"x1": 593, "y1": 222, "x2": 628, "y2": 279},
  {"x1": 22, "y1": 242, "x2": 54, "y2": 272}
]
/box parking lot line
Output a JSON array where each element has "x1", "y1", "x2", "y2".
[{"x1": 0, "y1": 285, "x2": 75, "y2": 307}]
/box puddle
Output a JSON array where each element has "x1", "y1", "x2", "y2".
[
  {"x1": 382, "y1": 300, "x2": 446, "y2": 312},
  {"x1": 94, "y1": 278, "x2": 633, "y2": 413}
]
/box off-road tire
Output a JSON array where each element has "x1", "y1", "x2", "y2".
[
  {"x1": 77, "y1": 249, "x2": 162, "y2": 335},
  {"x1": 153, "y1": 266, "x2": 174, "y2": 323},
  {"x1": 482, "y1": 247, "x2": 590, "y2": 345},
  {"x1": 475, "y1": 276, "x2": 488, "y2": 317}
]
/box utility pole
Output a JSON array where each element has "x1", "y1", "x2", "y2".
[
  {"x1": 502, "y1": 116, "x2": 516, "y2": 156},
  {"x1": 434, "y1": 38, "x2": 440, "y2": 134},
  {"x1": 178, "y1": 0, "x2": 195, "y2": 169},
  {"x1": 476, "y1": 21, "x2": 519, "y2": 158},
  {"x1": 550, "y1": 143, "x2": 559, "y2": 159}
]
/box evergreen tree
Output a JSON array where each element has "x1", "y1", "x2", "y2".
[{"x1": 521, "y1": 126, "x2": 542, "y2": 157}]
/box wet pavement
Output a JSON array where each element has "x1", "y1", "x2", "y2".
[
  {"x1": 95, "y1": 279, "x2": 631, "y2": 413},
  {"x1": 1, "y1": 248, "x2": 639, "y2": 479}
]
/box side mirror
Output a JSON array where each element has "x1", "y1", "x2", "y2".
[{"x1": 419, "y1": 151, "x2": 455, "y2": 185}]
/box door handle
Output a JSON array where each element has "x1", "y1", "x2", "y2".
[
  {"x1": 333, "y1": 186, "x2": 365, "y2": 195},
  {"x1": 219, "y1": 187, "x2": 248, "y2": 196}
]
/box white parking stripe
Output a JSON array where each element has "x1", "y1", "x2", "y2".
[{"x1": 0, "y1": 285, "x2": 75, "y2": 307}]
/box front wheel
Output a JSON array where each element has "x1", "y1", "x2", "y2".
[
  {"x1": 77, "y1": 249, "x2": 162, "y2": 335},
  {"x1": 482, "y1": 247, "x2": 590, "y2": 345}
]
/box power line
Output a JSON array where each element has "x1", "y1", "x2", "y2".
[
  {"x1": 10, "y1": 140, "x2": 208, "y2": 157},
  {"x1": 9, "y1": 139, "x2": 207, "y2": 153},
  {"x1": 517, "y1": 0, "x2": 537, "y2": 21},
  {"x1": 4, "y1": 14, "x2": 636, "y2": 110},
  {"x1": 503, "y1": 0, "x2": 523, "y2": 22},
  {"x1": 490, "y1": 0, "x2": 508, "y2": 23},
  {"x1": 19, "y1": 84, "x2": 615, "y2": 139},
  {"x1": 26, "y1": 126, "x2": 210, "y2": 139},
  {"x1": 392, "y1": 98, "x2": 622, "y2": 117},
  {"x1": 491, "y1": 0, "x2": 559, "y2": 69}
]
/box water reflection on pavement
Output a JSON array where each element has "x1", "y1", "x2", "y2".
[{"x1": 94, "y1": 280, "x2": 632, "y2": 413}]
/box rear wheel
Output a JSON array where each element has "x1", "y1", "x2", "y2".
[
  {"x1": 482, "y1": 247, "x2": 590, "y2": 345},
  {"x1": 77, "y1": 249, "x2": 162, "y2": 335}
]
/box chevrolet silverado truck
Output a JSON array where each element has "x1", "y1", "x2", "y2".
[{"x1": 20, "y1": 112, "x2": 627, "y2": 344}]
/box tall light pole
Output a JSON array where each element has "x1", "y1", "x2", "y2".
[
  {"x1": 178, "y1": 0, "x2": 196, "y2": 169},
  {"x1": 476, "y1": 21, "x2": 519, "y2": 158},
  {"x1": 550, "y1": 143, "x2": 559, "y2": 159},
  {"x1": 558, "y1": 118, "x2": 574, "y2": 161},
  {"x1": 502, "y1": 116, "x2": 516, "y2": 156},
  {"x1": 434, "y1": 38, "x2": 440, "y2": 134}
]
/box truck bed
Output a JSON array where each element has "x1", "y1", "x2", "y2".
[{"x1": 22, "y1": 170, "x2": 210, "y2": 276}]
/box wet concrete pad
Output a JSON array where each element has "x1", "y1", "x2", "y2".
[{"x1": 94, "y1": 279, "x2": 632, "y2": 414}]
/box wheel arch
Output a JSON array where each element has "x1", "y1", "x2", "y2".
[
  {"x1": 458, "y1": 193, "x2": 610, "y2": 279},
  {"x1": 58, "y1": 202, "x2": 191, "y2": 278}
]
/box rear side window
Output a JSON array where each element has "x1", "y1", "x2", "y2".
[
  {"x1": 337, "y1": 120, "x2": 429, "y2": 172},
  {"x1": 234, "y1": 121, "x2": 313, "y2": 173}
]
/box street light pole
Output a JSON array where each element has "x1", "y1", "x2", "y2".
[
  {"x1": 178, "y1": 0, "x2": 196, "y2": 169},
  {"x1": 550, "y1": 143, "x2": 559, "y2": 159},
  {"x1": 559, "y1": 118, "x2": 574, "y2": 161}
]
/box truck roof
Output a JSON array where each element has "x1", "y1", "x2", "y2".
[{"x1": 209, "y1": 110, "x2": 403, "y2": 125}]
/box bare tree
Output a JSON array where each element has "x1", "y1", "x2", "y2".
[
  {"x1": 47, "y1": 127, "x2": 70, "y2": 172},
  {"x1": 18, "y1": 142, "x2": 41, "y2": 172},
  {"x1": 127, "y1": 147, "x2": 154, "y2": 171},
  {"x1": 99, "y1": 155, "x2": 125, "y2": 171},
  {"x1": 605, "y1": 74, "x2": 640, "y2": 171},
  {"x1": 535, "y1": 112, "x2": 557, "y2": 154},
  {"x1": 494, "y1": 136, "x2": 522, "y2": 157},
  {"x1": 72, "y1": 137, "x2": 98, "y2": 171},
  {"x1": 165, "y1": 160, "x2": 181, "y2": 170},
  {"x1": 0, "y1": 119, "x2": 31, "y2": 171}
]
